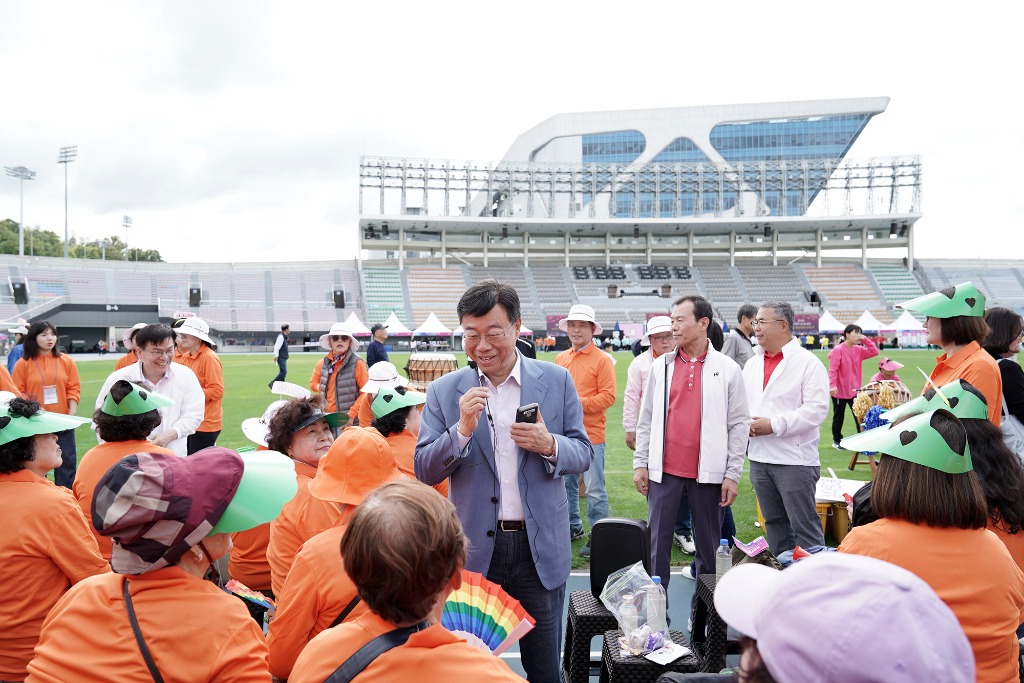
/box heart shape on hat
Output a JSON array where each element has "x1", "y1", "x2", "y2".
[
  {"x1": 899, "y1": 430, "x2": 917, "y2": 446},
  {"x1": 382, "y1": 393, "x2": 394, "y2": 403},
  {"x1": 0, "y1": 416, "x2": 10, "y2": 430},
  {"x1": 948, "y1": 397, "x2": 959, "y2": 408},
  {"x1": 964, "y1": 297, "x2": 976, "y2": 308},
  {"x1": 139, "y1": 391, "x2": 148, "y2": 401}
]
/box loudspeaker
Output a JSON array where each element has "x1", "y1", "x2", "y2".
[
  {"x1": 188, "y1": 287, "x2": 202, "y2": 307},
  {"x1": 11, "y1": 282, "x2": 27, "y2": 305},
  {"x1": 333, "y1": 289, "x2": 346, "y2": 309},
  {"x1": 590, "y1": 518, "x2": 650, "y2": 600},
  {"x1": 809, "y1": 291, "x2": 821, "y2": 305}
]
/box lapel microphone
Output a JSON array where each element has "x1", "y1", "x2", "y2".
[{"x1": 467, "y1": 359, "x2": 494, "y2": 427}]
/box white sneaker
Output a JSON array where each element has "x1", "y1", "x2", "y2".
[
  {"x1": 674, "y1": 532, "x2": 696, "y2": 554},
  {"x1": 680, "y1": 565, "x2": 695, "y2": 581}
]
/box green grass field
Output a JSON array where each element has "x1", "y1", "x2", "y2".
[{"x1": 71, "y1": 348, "x2": 940, "y2": 568}]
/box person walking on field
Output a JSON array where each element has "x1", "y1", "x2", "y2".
[
  {"x1": 827, "y1": 323, "x2": 878, "y2": 448},
  {"x1": 270, "y1": 324, "x2": 290, "y2": 388}
]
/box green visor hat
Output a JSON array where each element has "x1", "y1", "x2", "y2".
[
  {"x1": 371, "y1": 386, "x2": 427, "y2": 420},
  {"x1": 0, "y1": 398, "x2": 90, "y2": 447},
  {"x1": 897, "y1": 281, "x2": 985, "y2": 318},
  {"x1": 210, "y1": 450, "x2": 298, "y2": 534},
  {"x1": 840, "y1": 408, "x2": 972, "y2": 474},
  {"x1": 290, "y1": 408, "x2": 348, "y2": 433},
  {"x1": 883, "y1": 379, "x2": 989, "y2": 423},
  {"x1": 100, "y1": 380, "x2": 175, "y2": 417}
]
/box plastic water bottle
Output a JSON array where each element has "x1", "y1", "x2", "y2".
[
  {"x1": 619, "y1": 593, "x2": 638, "y2": 638},
  {"x1": 716, "y1": 539, "x2": 732, "y2": 583},
  {"x1": 644, "y1": 576, "x2": 668, "y2": 636}
]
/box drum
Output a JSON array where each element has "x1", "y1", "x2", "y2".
[{"x1": 405, "y1": 353, "x2": 459, "y2": 391}]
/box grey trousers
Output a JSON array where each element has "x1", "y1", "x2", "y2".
[{"x1": 749, "y1": 460, "x2": 825, "y2": 556}]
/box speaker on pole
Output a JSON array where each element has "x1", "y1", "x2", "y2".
[
  {"x1": 11, "y1": 281, "x2": 28, "y2": 305},
  {"x1": 189, "y1": 287, "x2": 202, "y2": 307},
  {"x1": 333, "y1": 289, "x2": 346, "y2": 309}
]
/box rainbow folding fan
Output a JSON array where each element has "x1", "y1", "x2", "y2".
[{"x1": 441, "y1": 570, "x2": 535, "y2": 655}]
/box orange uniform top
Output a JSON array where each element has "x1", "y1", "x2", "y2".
[
  {"x1": 990, "y1": 516, "x2": 1024, "y2": 577},
  {"x1": 290, "y1": 610, "x2": 525, "y2": 682},
  {"x1": 13, "y1": 353, "x2": 81, "y2": 415},
  {"x1": 267, "y1": 461, "x2": 343, "y2": 595},
  {"x1": 351, "y1": 392, "x2": 375, "y2": 427},
  {"x1": 268, "y1": 523, "x2": 369, "y2": 679},
  {"x1": 174, "y1": 343, "x2": 224, "y2": 431},
  {"x1": 840, "y1": 518, "x2": 1024, "y2": 683},
  {"x1": 929, "y1": 341, "x2": 1003, "y2": 425},
  {"x1": 229, "y1": 523, "x2": 271, "y2": 591},
  {"x1": 0, "y1": 363, "x2": 17, "y2": 394},
  {"x1": 386, "y1": 429, "x2": 448, "y2": 497},
  {"x1": 0, "y1": 470, "x2": 109, "y2": 680},
  {"x1": 25, "y1": 567, "x2": 269, "y2": 683},
  {"x1": 309, "y1": 352, "x2": 369, "y2": 419},
  {"x1": 555, "y1": 342, "x2": 617, "y2": 444},
  {"x1": 73, "y1": 440, "x2": 176, "y2": 561},
  {"x1": 113, "y1": 351, "x2": 137, "y2": 372}
]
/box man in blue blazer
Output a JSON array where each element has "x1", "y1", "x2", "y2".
[{"x1": 416, "y1": 280, "x2": 593, "y2": 683}]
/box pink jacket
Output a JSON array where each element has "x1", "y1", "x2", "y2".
[{"x1": 828, "y1": 338, "x2": 879, "y2": 399}]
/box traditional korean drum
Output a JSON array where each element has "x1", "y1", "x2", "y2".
[{"x1": 405, "y1": 353, "x2": 459, "y2": 392}]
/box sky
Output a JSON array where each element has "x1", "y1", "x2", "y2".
[{"x1": 0, "y1": 1, "x2": 1019, "y2": 264}]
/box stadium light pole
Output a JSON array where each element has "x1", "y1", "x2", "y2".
[
  {"x1": 4, "y1": 166, "x2": 35, "y2": 256},
  {"x1": 58, "y1": 145, "x2": 77, "y2": 258},
  {"x1": 122, "y1": 215, "x2": 132, "y2": 260}
]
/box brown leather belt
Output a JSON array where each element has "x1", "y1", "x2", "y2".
[{"x1": 498, "y1": 520, "x2": 526, "y2": 532}]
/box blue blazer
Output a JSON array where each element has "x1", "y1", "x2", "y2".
[{"x1": 415, "y1": 355, "x2": 593, "y2": 590}]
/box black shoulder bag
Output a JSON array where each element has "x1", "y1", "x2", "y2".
[
  {"x1": 123, "y1": 578, "x2": 165, "y2": 683},
  {"x1": 322, "y1": 621, "x2": 429, "y2": 683}
]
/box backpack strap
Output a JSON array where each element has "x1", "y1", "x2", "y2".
[
  {"x1": 329, "y1": 595, "x2": 362, "y2": 629},
  {"x1": 123, "y1": 578, "x2": 165, "y2": 683},
  {"x1": 322, "y1": 621, "x2": 429, "y2": 683}
]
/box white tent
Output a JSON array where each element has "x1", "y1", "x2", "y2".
[
  {"x1": 817, "y1": 310, "x2": 845, "y2": 333},
  {"x1": 413, "y1": 312, "x2": 453, "y2": 336},
  {"x1": 519, "y1": 324, "x2": 533, "y2": 336},
  {"x1": 890, "y1": 310, "x2": 925, "y2": 331},
  {"x1": 890, "y1": 309, "x2": 928, "y2": 348},
  {"x1": 453, "y1": 325, "x2": 463, "y2": 336},
  {"x1": 853, "y1": 310, "x2": 891, "y2": 332},
  {"x1": 382, "y1": 312, "x2": 412, "y2": 336},
  {"x1": 343, "y1": 312, "x2": 372, "y2": 336}
]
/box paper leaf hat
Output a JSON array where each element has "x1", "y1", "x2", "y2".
[
  {"x1": 883, "y1": 379, "x2": 988, "y2": 423},
  {"x1": 100, "y1": 380, "x2": 175, "y2": 417},
  {"x1": 0, "y1": 400, "x2": 90, "y2": 447},
  {"x1": 897, "y1": 281, "x2": 985, "y2": 318},
  {"x1": 840, "y1": 408, "x2": 971, "y2": 474},
  {"x1": 371, "y1": 385, "x2": 427, "y2": 420}
]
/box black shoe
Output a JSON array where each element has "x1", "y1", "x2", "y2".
[
  {"x1": 579, "y1": 542, "x2": 591, "y2": 558},
  {"x1": 570, "y1": 526, "x2": 585, "y2": 541}
]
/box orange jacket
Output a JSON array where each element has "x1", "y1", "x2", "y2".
[
  {"x1": 309, "y1": 352, "x2": 368, "y2": 419},
  {"x1": 289, "y1": 611, "x2": 525, "y2": 682},
  {"x1": 386, "y1": 429, "x2": 448, "y2": 497},
  {"x1": 555, "y1": 342, "x2": 617, "y2": 444},
  {"x1": 174, "y1": 344, "x2": 224, "y2": 431},
  {"x1": 267, "y1": 461, "x2": 342, "y2": 595},
  {"x1": 929, "y1": 341, "x2": 1003, "y2": 425},
  {"x1": 230, "y1": 523, "x2": 272, "y2": 592},
  {"x1": 268, "y1": 523, "x2": 368, "y2": 678},
  {"x1": 73, "y1": 440, "x2": 176, "y2": 561},
  {"x1": 351, "y1": 392, "x2": 375, "y2": 427},
  {"x1": 0, "y1": 363, "x2": 16, "y2": 393},
  {"x1": 25, "y1": 568, "x2": 269, "y2": 683},
  {"x1": 0, "y1": 470, "x2": 109, "y2": 679},
  {"x1": 13, "y1": 353, "x2": 82, "y2": 415},
  {"x1": 113, "y1": 351, "x2": 137, "y2": 372}
]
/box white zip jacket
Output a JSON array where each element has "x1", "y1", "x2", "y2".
[
  {"x1": 633, "y1": 347, "x2": 750, "y2": 484},
  {"x1": 742, "y1": 336, "x2": 830, "y2": 467}
]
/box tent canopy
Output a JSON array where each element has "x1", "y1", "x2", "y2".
[
  {"x1": 519, "y1": 324, "x2": 533, "y2": 336},
  {"x1": 817, "y1": 310, "x2": 846, "y2": 333},
  {"x1": 890, "y1": 310, "x2": 925, "y2": 331},
  {"x1": 382, "y1": 312, "x2": 412, "y2": 335},
  {"x1": 343, "y1": 312, "x2": 372, "y2": 336},
  {"x1": 852, "y1": 310, "x2": 891, "y2": 332},
  {"x1": 413, "y1": 312, "x2": 453, "y2": 336}
]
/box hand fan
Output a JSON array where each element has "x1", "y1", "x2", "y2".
[
  {"x1": 441, "y1": 570, "x2": 535, "y2": 655},
  {"x1": 225, "y1": 579, "x2": 276, "y2": 609}
]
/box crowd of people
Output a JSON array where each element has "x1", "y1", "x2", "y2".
[{"x1": 1, "y1": 277, "x2": 1023, "y2": 682}]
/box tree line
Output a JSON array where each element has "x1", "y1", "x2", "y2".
[{"x1": 0, "y1": 219, "x2": 162, "y2": 261}]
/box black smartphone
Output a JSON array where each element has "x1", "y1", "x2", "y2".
[{"x1": 515, "y1": 403, "x2": 539, "y2": 424}]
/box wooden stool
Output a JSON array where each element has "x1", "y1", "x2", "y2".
[
  {"x1": 599, "y1": 629, "x2": 699, "y2": 682},
  {"x1": 847, "y1": 415, "x2": 877, "y2": 475},
  {"x1": 562, "y1": 590, "x2": 618, "y2": 683}
]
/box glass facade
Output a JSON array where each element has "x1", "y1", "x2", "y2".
[{"x1": 581, "y1": 130, "x2": 646, "y2": 164}]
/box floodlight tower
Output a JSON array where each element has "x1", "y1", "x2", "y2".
[
  {"x1": 58, "y1": 145, "x2": 77, "y2": 258},
  {"x1": 4, "y1": 165, "x2": 35, "y2": 256},
  {"x1": 123, "y1": 215, "x2": 132, "y2": 260}
]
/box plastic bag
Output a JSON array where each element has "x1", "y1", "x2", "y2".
[{"x1": 599, "y1": 561, "x2": 667, "y2": 654}]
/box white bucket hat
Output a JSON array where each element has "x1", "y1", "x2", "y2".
[
  {"x1": 641, "y1": 316, "x2": 673, "y2": 345},
  {"x1": 122, "y1": 322, "x2": 148, "y2": 347},
  {"x1": 319, "y1": 322, "x2": 361, "y2": 351},
  {"x1": 7, "y1": 320, "x2": 28, "y2": 336},
  {"x1": 360, "y1": 361, "x2": 409, "y2": 394},
  {"x1": 241, "y1": 400, "x2": 290, "y2": 447},
  {"x1": 176, "y1": 317, "x2": 213, "y2": 345},
  {"x1": 558, "y1": 304, "x2": 603, "y2": 335}
]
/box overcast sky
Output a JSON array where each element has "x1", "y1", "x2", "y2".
[{"x1": 0, "y1": 1, "x2": 1018, "y2": 264}]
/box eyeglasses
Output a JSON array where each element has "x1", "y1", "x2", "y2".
[
  {"x1": 752, "y1": 319, "x2": 786, "y2": 328},
  {"x1": 330, "y1": 335, "x2": 351, "y2": 342},
  {"x1": 463, "y1": 324, "x2": 513, "y2": 345},
  {"x1": 143, "y1": 346, "x2": 175, "y2": 357}
]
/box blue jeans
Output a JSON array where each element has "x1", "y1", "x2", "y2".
[
  {"x1": 54, "y1": 428, "x2": 76, "y2": 489},
  {"x1": 486, "y1": 528, "x2": 565, "y2": 683},
  {"x1": 271, "y1": 357, "x2": 287, "y2": 385},
  {"x1": 564, "y1": 442, "x2": 608, "y2": 532}
]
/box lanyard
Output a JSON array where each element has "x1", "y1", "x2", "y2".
[{"x1": 34, "y1": 355, "x2": 59, "y2": 387}]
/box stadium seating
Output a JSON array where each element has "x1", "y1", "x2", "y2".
[{"x1": 405, "y1": 267, "x2": 466, "y2": 329}]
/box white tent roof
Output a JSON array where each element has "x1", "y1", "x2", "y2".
[
  {"x1": 519, "y1": 324, "x2": 533, "y2": 336},
  {"x1": 890, "y1": 309, "x2": 926, "y2": 331},
  {"x1": 413, "y1": 312, "x2": 453, "y2": 336},
  {"x1": 382, "y1": 312, "x2": 412, "y2": 335},
  {"x1": 853, "y1": 310, "x2": 891, "y2": 331},
  {"x1": 817, "y1": 310, "x2": 846, "y2": 333},
  {"x1": 343, "y1": 312, "x2": 372, "y2": 336}
]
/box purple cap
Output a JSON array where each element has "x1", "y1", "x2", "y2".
[{"x1": 714, "y1": 553, "x2": 974, "y2": 683}]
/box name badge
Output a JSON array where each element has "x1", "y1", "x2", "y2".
[{"x1": 43, "y1": 385, "x2": 58, "y2": 405}]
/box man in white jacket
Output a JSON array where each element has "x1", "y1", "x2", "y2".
[
  {"x1": 634, "y1": 296, "x2": 750, "y2": 605},
  {"x1": 743, "y1": 301, "x2": 830, "y2": 556}
]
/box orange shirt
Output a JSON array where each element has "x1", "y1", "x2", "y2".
[
  {"x1": 174, "y1": 343, "x2": 224, "y2": 431},
  {"x1": 230, "y1": 523, "x2": 272, "y2": 592},
  {"x1": 113, "y1": 351, "x2": 137, "y2": 372},
  {"x1": 929, "y1": 341, "x2": 1003, "y2": 425},
  {"x1": 268, "y1": 523, "x2": 368, "y2": 679},
  {"x1": 309, "y1": 352, "x2": 369, "y2": 419},
  {"x1": 990, "y1": 516, "x2": 1024, "y2": 577},
  {"x1": 0, "y1": 363, "x2": 17, "y2": 393},
  {"x1": 351, "y1": 392, "x2": 375, "y2": 427},
  {"x1": 267, "y1": 461, "x2": 342, "y2": 595},
  {"x1": 25, "y1": 567, "x2": 269, "y2": 683},
  {"x1": 555, "y1": 342, "x2": 616, "y2": 444},
  {"x1": 13, "y1": 353, "x2": 81, "y2": 415},
  {"x1": 73, "y1": 440, "x2": 176, "y2": 561},
  {"x1": 840, "y1": 518, "x2": 1024, "y2": 683},
  {"x1": 386, "y1": 429, "x2": 448, "y2": 497},
  {"x1": 0, "y1": 470, "x2": 109, "y2": 679},
  {"x1": 289, "y1": 610, "x2": 525, "y2": 683}
]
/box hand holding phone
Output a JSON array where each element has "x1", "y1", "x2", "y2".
[{"x1": 515, "y1": 403, "x2": 539, "y2": 424}]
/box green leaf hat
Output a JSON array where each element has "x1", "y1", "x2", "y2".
[
  {"x1": 371, "y1": 386, "x2": 426, "y2": 420},
  {"x1": 883, "y1": 379, "x2": 989, "y2": 423},
  {"x1": 100, "y1": 380, "x2": 175, "y2": 417},
  {"x1": 896, "y1": 281, "x2": 985, "y2": 318},
  {"x1": 840, "y1": 408, "x2": 972, "y2": 474}
]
